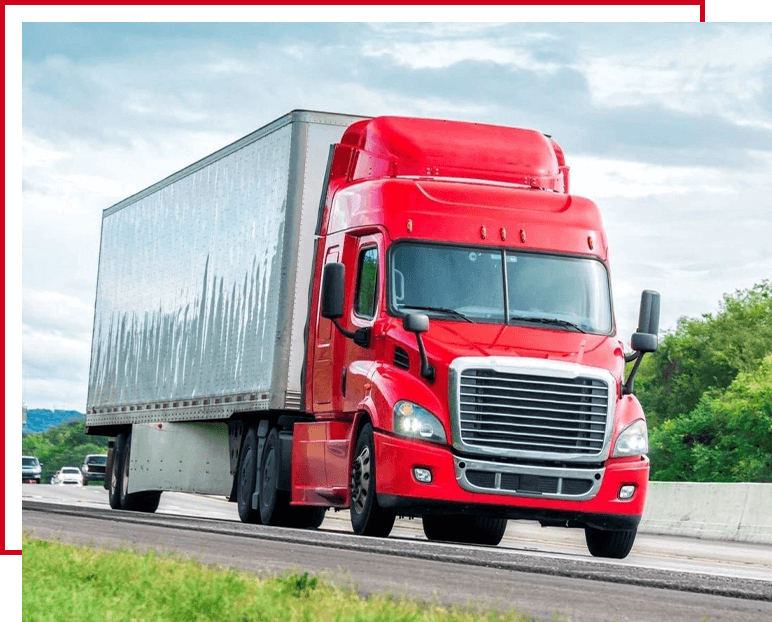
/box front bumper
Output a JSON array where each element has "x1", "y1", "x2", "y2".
[{"x1": 375, "y1": 432, "x2": 648, "y2": 529}]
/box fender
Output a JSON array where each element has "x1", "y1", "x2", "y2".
[
  {"x1": 367, "y1": 362, "x2": 447, "y2": 436},
  {"x1": 607, "y1": 393, "x2": 649, "y2": 466}
]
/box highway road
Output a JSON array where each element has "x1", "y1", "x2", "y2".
[{"x1": 23, "y1": 484, "x2": 772, "y2": 621}]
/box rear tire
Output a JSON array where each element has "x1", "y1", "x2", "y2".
[
  {"x1": 585, "y1": 526, "x2": 637, "y2": 559},
  {"x1": 119, "y1": 431, "x2": 162, "y2": 513},
  {"x1": 287, "y1": 506, "x2": 327, "y2": 529},
  {"x1": 422, "y1": 514, "x2": 507, "y2": 546},
  {"x1": 237, "y1": 427, "x2": 262, "y2": 524},
  {"x1": 259, "y1": 428, "x2": 292, "y2": 526},
  {"x1": 107, "y1": 433, "x2": 125, "y2": 510},
  {"x1": 350, "y1": 424, "x2": 395, "y2": 537}
]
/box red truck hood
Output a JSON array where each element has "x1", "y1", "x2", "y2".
[{"x1": 421, "y1": 321, "x2": 622, "y2": 376}]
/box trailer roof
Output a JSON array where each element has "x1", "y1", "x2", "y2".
[{"x1": 103, "y1": 110, "x2": 364, "y2": 218}]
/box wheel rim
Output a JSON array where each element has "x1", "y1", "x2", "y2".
[{"x1": 351, "y1": 445, "x2": 371, "y2": 515}]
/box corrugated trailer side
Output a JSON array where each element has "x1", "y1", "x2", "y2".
[{"x1": 86, "y1": 111, "x2": 362, "y2": 430}]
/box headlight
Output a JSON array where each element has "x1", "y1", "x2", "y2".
[
  {"x1": 613, "y1": 419, "x2": 648, "y2": 457},
  {"x1": 393, "y1": 401, "x2": 447, "y2": 444}
]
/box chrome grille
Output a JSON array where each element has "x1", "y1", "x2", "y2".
[{"x1": 458, "y1": 368, "x2": 609, "y2": 456}]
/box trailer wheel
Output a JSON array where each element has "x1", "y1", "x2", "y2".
[
  {"x1": 107, "y1": 433, "x2": 126, "y2": 510},
  {"x1": 350, "y1": 424, "x2": 395, "y2": 537},
  {"x1": 119, "y1": 431, "x2": 162, "y2": 513},
  {"x1": 237, "y1": 427, "x2": 262, "y2": 524},
  {"x1": 585, "y1": 526, "x2": 637, "y2": 559},
  {"x1": 259, "y1": 428, "x2": 292, "y2": 526},
  {"x1": 422, "y1": 514, "x2": 507, "y2": 546}
]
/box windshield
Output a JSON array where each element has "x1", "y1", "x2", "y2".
[
  {"x1": 87, "y1": 456, "x2": 107, "y2": 465},
  {"x1": 22, "y1": 457, "x2": 38, "y2": 467},
  {"x1": 390, "y1": 243, "x2": 613, "y2": 334}
]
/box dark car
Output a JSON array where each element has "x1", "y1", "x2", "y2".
[
  {"x1": 81, "y1": 454, "x2": 108, "y2": 484},
  {"x1": 22, "y1": 456, "x2": 42, "y2": 484}
]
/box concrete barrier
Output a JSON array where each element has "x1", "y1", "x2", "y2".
[{"x1": 639, "y1": 482, "x2": 772, "y2": 544}]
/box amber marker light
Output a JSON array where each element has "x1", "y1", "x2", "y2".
[
  {"x1": 480, "y1": 225, "x2": 487, "y2": 239},
  {"x1": 406, "y1": 218, "x2": 413, "y2": 233},
  {"x1": 588, "y1": 236, "x2": 595, "y2": 250},
  {"x1": 520, "y1": 229, "x2": 526, "y2": 243},
  {"x1": 500, "y1": 227, "x2": 507, "y2": 241}
]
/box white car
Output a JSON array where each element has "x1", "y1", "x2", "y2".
[{"x1": 54, "y1": 467, "x2": 83, "y2": 486}]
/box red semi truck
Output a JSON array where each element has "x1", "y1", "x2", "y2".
[{"x1": 87, "y1": 110, "x2": 659, "y2": 559}]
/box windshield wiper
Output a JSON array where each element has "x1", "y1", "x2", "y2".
[
  {"x1": 509, "y1": 316, "x2": 587, "y2": 333},
  {"x1": 401, "y1": 305, "x2": 474, "y2": 323}
]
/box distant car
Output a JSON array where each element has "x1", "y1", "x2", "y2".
[
  {"x1": 81, "y1": 454, "x2": 108, "y2": 484},
  {"x1": 22, "y1": 456, "x2": 42, "y2": 484},
  {"x1": 54, "y1": 467, "x2": 83, "y2": 486}
]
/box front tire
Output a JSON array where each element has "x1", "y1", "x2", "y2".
[
  {"x1": 422, "y1": 514, "x2": 507, "y2": 546},
  {"x1": 350, "y1": 424, "x2": 395, "y2": 537},
  {"x1": 585, "y1": 526, "x2": 637, "y2": 559}
]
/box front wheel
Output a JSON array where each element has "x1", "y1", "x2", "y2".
[
  {"x1": 585, "y1": 526, "x2": 637, "y2": 559},
  {"x1": 422, "y1": 514, "x2": 507, "y2": 546},
  {"x1": 350, "y1": 424, "x2": 395, "y2": 537}
]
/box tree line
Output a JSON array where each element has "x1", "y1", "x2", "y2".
[{"x1": 636, "y1": 280, "x2": 772, "y2": 482}]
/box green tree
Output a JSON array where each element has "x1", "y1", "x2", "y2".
[
  {"x1": 636, "y1": 280, "x2": 772, "y2": 426},
  {"x1": 649, "y1": 354, "x2": 772, "y2": 482}
]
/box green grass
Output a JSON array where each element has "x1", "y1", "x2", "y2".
[{"x1": 23, "y1": 535, "x2": 535, "y2": 622}]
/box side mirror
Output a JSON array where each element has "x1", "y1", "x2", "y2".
[
  {"x1": 402, "y1": 313, "x2": 434, "y2": 382},
  {"x1": 321, "y1": 262, "x2": 370, "y2": 348},
  {"x1": 637, "y1": 289, "x2": 660, "y2": 338},
  {"x1": 321, "y1": 263, "x2": 345, "y2": 319},
  {"x1": 624, "y1": 289, "x2": 661, "y2": 394},
  {"x1": 403, "y1": 312, "x2": 429, "y2": 334}
]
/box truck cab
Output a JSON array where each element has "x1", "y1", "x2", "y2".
[{"x1": 295, "y1": 116, "x2": 659, "y2": 557}]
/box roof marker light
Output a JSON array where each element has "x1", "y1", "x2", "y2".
[
  {"x1": 500, "y1": 227, "x2": 507, "y2": 241},
  {"x1": 520, "y1": 229, "x2": 526, "y2": 243},
  {"x1": 406, "y1": 218, "x2": 413, "y2": 233},
  {"x1": 480, "y1": 225, "x2": 487, "y2": 239},
  {"x1": 588, "y1": 236, "x2": 594, "y2": 250}
]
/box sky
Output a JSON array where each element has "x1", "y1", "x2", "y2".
[{"x1": 17, "y1": 20, "x2": 772, "y2": 413}]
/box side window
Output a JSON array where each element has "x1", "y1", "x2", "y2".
[{"x1": 354, "y1": 247, "x2": 378, "y2": 319}]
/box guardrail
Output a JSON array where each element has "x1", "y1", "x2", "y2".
[{"x1": 639, "y1": 482, "x2": 772, "y2": 544}]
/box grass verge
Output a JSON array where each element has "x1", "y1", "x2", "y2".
[{"x1": 23, "y1": 534, "x2": 534, "y2": 622}]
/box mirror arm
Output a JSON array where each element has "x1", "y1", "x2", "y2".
[
  {"x1": 332, "y1": 320, "x2": 371, "y2": 348},
  {"x1": 623, "y1": 352, "x2": 644, "y2": 395},
  {"x1": 415, "y1": 333, "x2": 435, "y2": 383}
]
